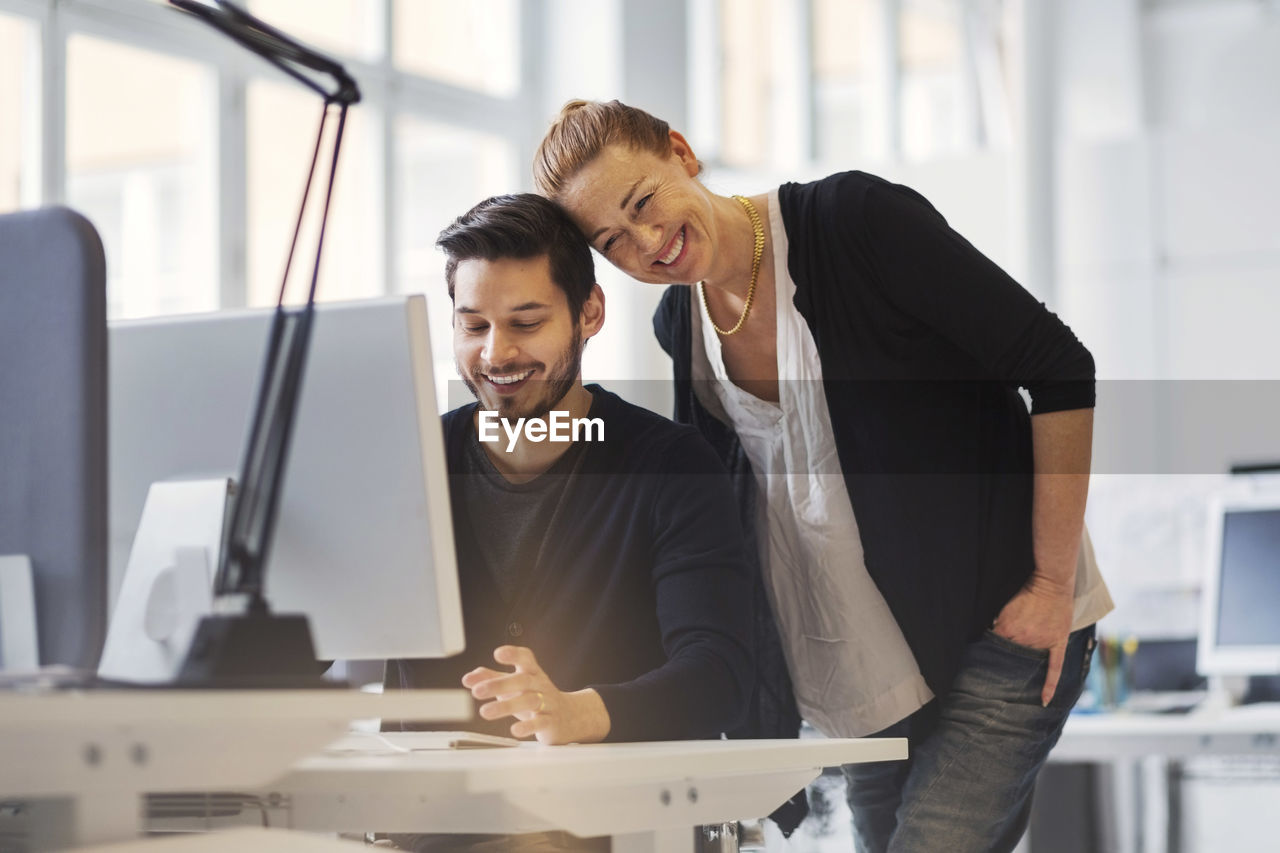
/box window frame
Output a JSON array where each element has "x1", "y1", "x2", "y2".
[
  {"x1": 692, "y1": 0, "x2": 999, "y2": 171},
  {"x1": 0, "y1": 0, "x2": 542, "y2": 314}
]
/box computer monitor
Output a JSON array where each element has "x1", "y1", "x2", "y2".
[
  {"x1": 1198, "y1": 490, "x2": 1280, "y2": 677},
  {"x1": 104, "y1": 295, "x2": 462, "y2": 666}
]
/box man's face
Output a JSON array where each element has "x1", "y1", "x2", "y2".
[{"x1": 452, "y1": 254, "x2": 588, "y2": 421}]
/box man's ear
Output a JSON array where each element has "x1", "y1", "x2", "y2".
[
  {"x1": 668, "y1": 131, "x2": 700, "y2": 177},
  {"x1": 579, "y1": 284, "x2": 606, "y2": 341}
]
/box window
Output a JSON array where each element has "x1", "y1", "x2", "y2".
[
  {"x1": 394, "y1": 116, "x2": 516, "y2": 409},
  {"x1": 5, "y1": 0, "x2": 530, "y2": 326},
  {"x1": 718, "y1": 0, "x2": 774, "y2": 167},
  {"x1": 247, "y1": 80, "x2": 383, "y2": 307},
  {"x1": 248, "y1": 0, "x2": 381, "y2": 62},
  {"x1": 392, "y1": 0, "x2": 520, "y2": 96},
  {"x1": 705, "y1": 0, "x2": 992, "y2": 169},
  {"x1": 66, "y1": 35, "x2": 217, "y2": 319},
  {"x1": 0, "y1": 13, "x2": 37, "y2": 213},
  {"x1": 899, "y1": 0, "x2": 969, "y2": 160},
  {"x1": 812, "y1": 0, "x2": 883, "y2": 162}
]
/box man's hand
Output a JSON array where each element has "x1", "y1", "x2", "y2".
[
  {"x1": 462, "y1": 645, "x2": 611, "y2": 745},
  {"x1": 992, "y1": 573, "x2": 1074, "y2": 707}
]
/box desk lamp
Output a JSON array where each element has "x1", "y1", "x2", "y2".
[{"x1": 166, "y1": 0, "x2": 359, "y2": 686}]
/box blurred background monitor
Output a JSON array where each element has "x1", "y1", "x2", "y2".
[
  {"x1": 1198, "y1": 491, "x2": 1280, "y2": 678},
  {"x1": 106, "y1": 295, "x2": 462, "y2": 665}
]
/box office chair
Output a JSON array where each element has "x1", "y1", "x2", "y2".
[{"x1": 0, "y1": 206, "x2": 108, "y2": 671}]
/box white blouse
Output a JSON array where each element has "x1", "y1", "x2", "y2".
[{"x1": 691, "y1": 189, "x2": 1112, "y2": 737}]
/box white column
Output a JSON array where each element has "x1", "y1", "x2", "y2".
[
  {"x1": 769, "y1": 0, "x2": 811, "y2": 170},
  {"x1": 40, "y1": 0, "x2": 66, "y2": 205},
  {"x1": 1007, "y1": 0, "x2": 1057, "y2": 302},
  {"x1": 217, "y1": 70, "x2": 247, "y2": 309},
  {"x1": 622, "y1": 0, "x2": 689, "y2": 132},
  {"x1": 874, "y1": 0, "x2": 902, "y2": 161}
]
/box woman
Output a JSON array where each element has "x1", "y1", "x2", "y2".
[{"x1": 533, "y1": 99, "x2": 1112, "y2": 853}]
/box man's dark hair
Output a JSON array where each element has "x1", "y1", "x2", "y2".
[{"x1": 437, "y1": 193, "x2": 595, "y2": 320}]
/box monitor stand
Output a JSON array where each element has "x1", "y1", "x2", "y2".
[
  {"x1": 1195, "y1": 674, "x2": 1249, "y2": 714},
  {"x1": 175, "y1": 601, "x2": 332, "y2": 689},
  {"x1": 99, "y1": 477, "x2": 334, "y2": 689}
]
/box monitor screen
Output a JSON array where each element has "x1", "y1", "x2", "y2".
[
  {"x1": 101, "y1": 296, "x2": 462, "y2": 679},
  {"x1": 1199, "y1": 494, "x2": 1280, "y2": 677},
  {"x1": 1215, "y1": 508, "x2": 1280, "y2": 647}
]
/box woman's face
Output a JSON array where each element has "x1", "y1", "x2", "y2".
[{"x1": 558, "y1": 134, "x2": 722, "y2": 286}]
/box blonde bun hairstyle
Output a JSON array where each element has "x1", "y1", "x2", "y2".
[{"x1": 533, "y1": 99, "x2": 677, "y2": 200}]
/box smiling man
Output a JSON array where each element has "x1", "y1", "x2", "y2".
[{"x1": 385, "y1": 194, "x2": 754, "y2": 763}]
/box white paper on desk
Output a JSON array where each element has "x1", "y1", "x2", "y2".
[{"x1": 326, "y1": 731, "x2": 521, "y2": 754}]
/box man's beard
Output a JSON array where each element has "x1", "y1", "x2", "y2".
[{"x1": 459, "y1": 325, "x2": 583, "y2": 421}]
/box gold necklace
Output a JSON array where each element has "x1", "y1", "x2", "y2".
[{"x1": 700, "y1": 194, "x2": 764, "y2": 336}]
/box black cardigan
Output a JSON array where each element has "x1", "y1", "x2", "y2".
[
  {"x1": 387, "y1": 386, "x2": 755, "y2": 743},
  {"x1": 654, "y1": 171, "x2": 1096, "y2": 699}
]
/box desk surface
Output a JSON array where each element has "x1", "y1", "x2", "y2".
[
  {"x1": 76, "y1": 827, "x2": 369, "y2": 852},
  {"x1": 0, "y1": 687, "x2": 471, "y2": 794},
  {"x1": 0, "y1": 687, "x2": 469, "y2": 729},
  {"x1": 0, "y1": 691, "x2": 906, "y2": 850},
  {"x1": 275, "y1": 735, "x2": 908, "y2": 843},
  {"x1": 1054, "y1": 704, "x2": 1280, "y2": 761},
  {"x1": 296, "y1": 735, "x2": 908, "y2": 789},
  {"x1": 0, "y1": 687, "x2": 471, "y2": 845}
]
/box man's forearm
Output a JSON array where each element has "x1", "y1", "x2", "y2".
[{"x1": 1029, "y1": 408, "x2": 1094, "y2": 590}]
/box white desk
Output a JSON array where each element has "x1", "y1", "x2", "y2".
[
  {"x1": 2, "y1": 687, "x2": 907, "y2": 852},
  {"x1": 1047, "y1": 705, "x2": 1280, "y2": 853},
  {"x1": 76, "y1": 827, "x2": 371, "y2": 852},
  {"x1": 270, "y1": 736, "x2": 908, "y2": 853},
  {"x1": 1055, "y1": 705, "x2": 1280, "y2": 761},
  {"x1": 0, "y1": 688, "x2": 470, "y2": 847}
]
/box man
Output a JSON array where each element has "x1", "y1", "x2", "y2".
[{"x1": 386, "y1": 193, "x2": 754, "y2": 750}]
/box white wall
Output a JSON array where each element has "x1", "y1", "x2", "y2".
[{"x1": 1054, "y1": 0, "x2": 1280, "y2": 633}]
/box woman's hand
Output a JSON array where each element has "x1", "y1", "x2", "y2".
[
  {"x1": 462, "y1": 645, "x2": 611, "y2": 745},
  {"x1": 992, "y1": 572, "x2": 1074, "y2": 707},
  {"x1": 1010, "y1": 407, "x2": 1092, "y2": 707}
]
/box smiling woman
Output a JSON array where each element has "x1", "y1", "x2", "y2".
[
  {"x1": 561, "y1": 140, "x2": 728, "y2": 287},
  {"x1": 534, "y1": 98, "x2": 1110, "y2": 851}
]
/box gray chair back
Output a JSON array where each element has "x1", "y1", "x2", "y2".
[{"x1": 0, "y1": 206, "x2": 108, "y2": 670}]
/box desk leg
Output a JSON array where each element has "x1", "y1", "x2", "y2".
[
  {"x1": 612, "y1": 826, "x2": 694, "y2": 853},
  {"x1": 1138, "y1": 756, "x2": 1174, "y2": 853},
  {"x1": 1099, "y1": 759, "x2": 1142, "y2": 853},
  {"x1": 1165, "y1": 760, "x2": 1183, "y2": 853},
  {"x1": 72, "y1": 789, "x2": 143, "y2": 845}
]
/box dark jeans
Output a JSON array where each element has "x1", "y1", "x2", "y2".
[{"x1": 842, "y1": 625, "x2": 1097, "y2": 853}]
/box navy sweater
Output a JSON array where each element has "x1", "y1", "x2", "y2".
[
  {"x1": 387, "y1": 386, "x2": 754, "y2": 742},
  {"x1": 654, "y1": 171, "x2": 1096, "y2": 699}
]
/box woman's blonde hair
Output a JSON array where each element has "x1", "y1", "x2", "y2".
[{"x1": 533, "y1": 99, "x2": 673, "y2": 199}]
